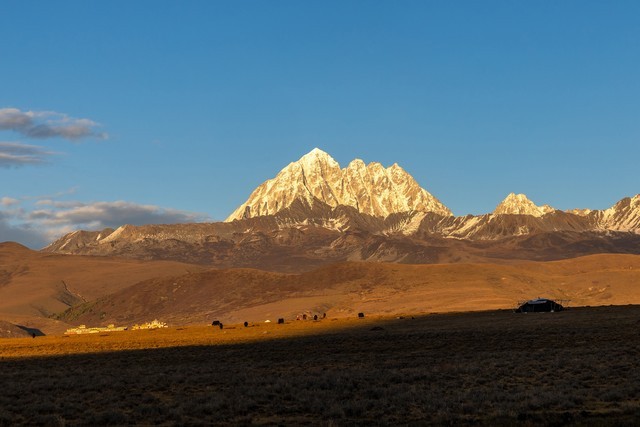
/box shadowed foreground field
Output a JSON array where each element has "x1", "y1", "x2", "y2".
[{"x1": 2, "y1": 306, "x2": 640, "y2": 425}]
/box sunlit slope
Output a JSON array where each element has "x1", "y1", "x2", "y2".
[
  {"x1": 59, "y1": 254, "x2": 640, "y2": 326},
  {"x1": 0, "y1": 242, "x2": 205, "y2": 321}
]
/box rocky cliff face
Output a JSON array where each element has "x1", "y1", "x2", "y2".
[{"x1": 225, "y1": 148, "x2": 452, "y2": 221}]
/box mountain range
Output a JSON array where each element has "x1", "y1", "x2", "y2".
[{"x1": 44, "y1": 148, "x2": 640, "y2": 270}]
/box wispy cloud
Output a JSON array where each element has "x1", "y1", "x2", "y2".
[
  {"x1": 35, "y1": 199, "x2": 83, "y2": 208},
  {"x1": 0, "y1": 199, "x2": 209, "y2": 249},
  {"x1": 0, "y1": 108, "x2": 107, "y2": 141},
  {"x1": 30, "y1": 200, "x2": 207, "y2": 229},
  {"x1": 30, "y1": 187, "x2": 79, "y2": 201},
  {"x1": 1, "y1": 197, "x2": 20, "y2": 207},
  {"x1": 0, "y1": 211, "x2": 46, "y2": 249},
  {"x1": 0, "y1": 141, "x2": 54, "y2": 167}
]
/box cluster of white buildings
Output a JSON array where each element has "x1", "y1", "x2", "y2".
[{"x1": 64, "y1": 319, "x2": 167, "y2": 335}]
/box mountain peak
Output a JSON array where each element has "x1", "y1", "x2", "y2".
[
  {"x1": 305, "y1": 147, "x2": 330, "y2": 157},
  {"x1": 503, "y1": 193, "x2": 530, "y2": 204},
  {"x1": 494, "y1": 193, "x2": 555, "y2": 217},
  {"x1": 298, "y1": 147, "x2": 334, "y2": 163},
  {"x1": 226, "y1": 149, "x2": 452, "y2": 221},
  {"x1": 290, "y1": 148, "x2": 339, "y2": 171},
  {"x1": 347, "y1": 158, "x2": 366, "y2": 169}
]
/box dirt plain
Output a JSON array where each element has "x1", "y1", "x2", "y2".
[{"x1": 2, "y1": 306, "x2": 640, "y2": 425}]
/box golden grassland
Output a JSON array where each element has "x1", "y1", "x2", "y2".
[
  {"x1": 0, "y1": 317, "x2": 380, "y2": 359},
  {"x1": 3, "y1": 306, "x2": 640, "y2": 425}
]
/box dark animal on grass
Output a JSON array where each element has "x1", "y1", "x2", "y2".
[
  {"x1": 244, "y1": 321, "x2": 248, "y2": 327},
  {"x1": 278, "y1": 318, "x2": 285, "y2": 324},
  {"x1": 358, "y1": 312, "x2": 365, "y2": 318},
  {"x1": 211, "y1": 320, "x2": 220, "y2": 326},
  {"x1": 313, "y1": 314, "x2": 318, "y2": 321}
]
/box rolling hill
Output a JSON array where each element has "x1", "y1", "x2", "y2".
[
  {"x1": 0, "y1": 242, "x2": 205, "y2": 334},
  {"x1": 57, "y1": 253, "x2": 640, "y2": 327}
]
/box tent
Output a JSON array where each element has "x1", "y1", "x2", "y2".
[{"x1": 516, "y1": 298, "x2": 564, "y2": 313}]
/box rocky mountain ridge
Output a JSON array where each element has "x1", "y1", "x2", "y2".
[
  {"x1": 41, "y1": 148, "x2": 640, "y2": 270},
  {"x1": 43, "y1": 194, "x2": 640, "y2": 271}
]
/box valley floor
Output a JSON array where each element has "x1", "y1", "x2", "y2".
[{"x1": 2, "y1": 306, "x2": 640, "y2": 425}]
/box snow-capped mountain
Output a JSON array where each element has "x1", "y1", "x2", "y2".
[
  {"x1": 493, "y1": 193, "x2": 556, "y2": 217},
  {"x1": 596, "y1": 195, "x2": 640, "y2": 232},
  {"x1": 226, "y1": 148, "x2": 452, "y2": 221}
]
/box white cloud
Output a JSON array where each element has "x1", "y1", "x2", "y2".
[
  {"x1": 0, "y1": 141, "x2": 54, "y2": 167},
  {"x1": 0, "y1": 108, "x2": 107, "y2": 141},
  {"x1": 0, "y1": 108, "x2": 31, "y2": 129}
]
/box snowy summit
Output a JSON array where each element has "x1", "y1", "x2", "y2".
[
  {"x1": 493, "y1": 193, "x2": 556, "y2": 217},
  {"x1": 226, "y1": 148, "x2": 452, "y2": 221}
]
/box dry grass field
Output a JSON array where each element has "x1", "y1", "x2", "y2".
[
  {"x1": 2, "y1": 306, "x2": 640, "y2": 425},
  {"x1": 55, "y1": 253, "x2": 640, "y2": 328}
]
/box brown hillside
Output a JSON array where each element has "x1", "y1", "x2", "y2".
[
  {"x1": 59, "y1": 254, "x2": 640, "y2": 327},
  {"x1": 0, "y1": 242, "x2": 206, "y2": 329}
]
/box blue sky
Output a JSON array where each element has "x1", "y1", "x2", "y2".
[{"x1": 1, "y1": 1, "x2": 639, "y2": 248}]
